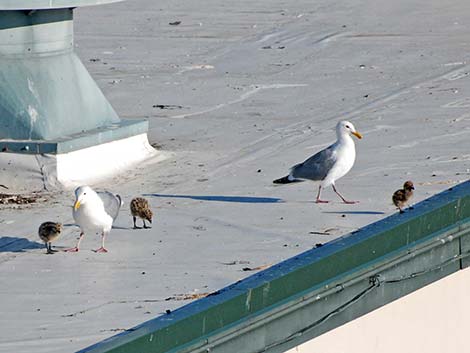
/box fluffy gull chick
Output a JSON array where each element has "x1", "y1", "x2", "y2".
[
  {"x1": 66, "y1": 185, "x2": 122, "y2": 253},
  {"x1": 38, "y1": 221, "x2": 62, "y2": 254},
  {"x1": 273, "y1": 120, "x2": 362, "y2": 204},
  {"x1": 393, "y1": 181, "x2": 414, "y2": 213},
  {"x1": 130, "y1": 197, "x2": 153, "y2": 229}
]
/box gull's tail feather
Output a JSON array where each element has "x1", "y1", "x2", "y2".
[{"x1": 273, "y1": 175, "x2": 304, "y2": 184}]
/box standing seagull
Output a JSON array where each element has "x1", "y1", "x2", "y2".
[
  {"x1": 392, "y1": 181, "x2": 415, "y2": 213},
  {"x1": 66, "y1": 186, "x2": 122, "y2": 253},
  {"x1": 273, "y1": 120, "x2": 362, "y2": 203}
]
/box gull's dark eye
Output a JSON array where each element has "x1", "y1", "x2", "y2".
[
  {"x1": 84, "y1": 193, "x2": 87, "y2": 195},
  {"x1": 345, "y1": 125, "x2": 350, "y2": 129}
]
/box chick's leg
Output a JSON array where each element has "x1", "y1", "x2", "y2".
[{"x1": 133, "y1": 216, "x2": 142, "y2": 229}]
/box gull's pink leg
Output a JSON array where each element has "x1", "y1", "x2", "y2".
[
  {"x1": 93, "y1": 232, "x2": 108, "y2": 253},
  {"x1": 315, "y1": 185, "x2": 329, "y2": 204},
  {"x1": 65, "y1": 232, "x2": 84, "y2": 252},
  {"x1": 332, "y1": 185, "x2": 358, "y2": 204}
]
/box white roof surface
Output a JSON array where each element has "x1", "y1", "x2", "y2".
[{"x1": 1, "y1": 0, "x2": 470, "y2": 352}]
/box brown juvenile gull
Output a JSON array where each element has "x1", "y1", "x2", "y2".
[
  {"x1": 130, "y1": 197, "x2": 153, "y2": 229},
  {"x1": 393, "y1": 181, "x2": 415, "y2": 213},
  {"x1": 38, "y1": 222, "x2": 62, "y2": 254},
  {"x1": 273, "y1": 120, "x2": 362, "y2": 203},
  {"x1": 66, "y1": 185, "x2": 122, "y2": 253}
]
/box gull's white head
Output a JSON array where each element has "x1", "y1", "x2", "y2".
[
  {"x1": 74, "y1": 185, "x2": 98, "y2": 211},
  {"x1": 336, "y1": 120, "x2": 362, "y2": 140}
]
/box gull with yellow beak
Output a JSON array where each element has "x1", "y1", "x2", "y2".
[
  {"x1": 273, "y1": 120, "x2": 363, "y2": 203},
  {"x1": 66, "y1": 185, "x2": 122, "y2": 253}
]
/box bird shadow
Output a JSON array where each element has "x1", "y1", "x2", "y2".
[
  {"x1": 112, "y1": 226, "x2": 134, "y2": 230},
  {"x1": 322, "y1": 211, "x2": 385, "y2": 215},
  {"x1": 63, "y1": 224, "x2": 132, "y2": 232},
  {"x1": 63, "y1": 223, "x2": 78, "y2": 227},
  {"x1": 0, "y1": 236, "x2": 44, "y2": 253},
  {"x1": 145, "y1": 194, "x2": 284, "y2": 204}
]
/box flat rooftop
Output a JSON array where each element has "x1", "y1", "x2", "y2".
[{"x1": 1, "y1": 0, "x2": 470, "y2": 352}]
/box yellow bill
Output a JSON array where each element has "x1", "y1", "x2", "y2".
[
  {"x1": 352, "y1": 131, "x2": 363, "y2": 139},
  {"x1": 74, "y1": 201, "x2": 81, "y2": 210}
]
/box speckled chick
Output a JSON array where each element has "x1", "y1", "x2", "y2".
[
  {"x1": 393, "y1": 181, "x2": 415, "y2": 213},
  {"x1": 130, "y1": 197, "x2": 153, "y2": 229},
  {"x1": 38, "y1": 222, "x2": 62, "y2": 254}
]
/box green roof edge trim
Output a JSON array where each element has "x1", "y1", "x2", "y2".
[{"x1": 78, "y1": 181, "x2": 470, "y2": 353}]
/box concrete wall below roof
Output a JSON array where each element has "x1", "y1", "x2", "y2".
[{"x1": 288, "y1": 266, "x2": 470, "y2": 353}]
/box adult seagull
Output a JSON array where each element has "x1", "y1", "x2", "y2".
[
  {"x1": 66, "y1": 185, "x2": 122, "y2": 253},
  {"x1": 273, "y1": 120, "x2": 362, "y2": 204}
]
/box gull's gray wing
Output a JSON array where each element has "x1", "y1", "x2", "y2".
[
  {"x1": 291, "y1": 144, "x2": 337, "y2": 181},
  {"x1": 97, "y1": 191, "x2": 123, "y2": 221}
]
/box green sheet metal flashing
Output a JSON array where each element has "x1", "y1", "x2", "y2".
[
  {"x1": 0, "y1": 8, "x2": 73, "y2": 31},
  {"x1": 0, "y1": 118, "x2": 148, "y2": 154},
  {"x1": 79, "y1": 181, "x2": 470, "y2": 353}
]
